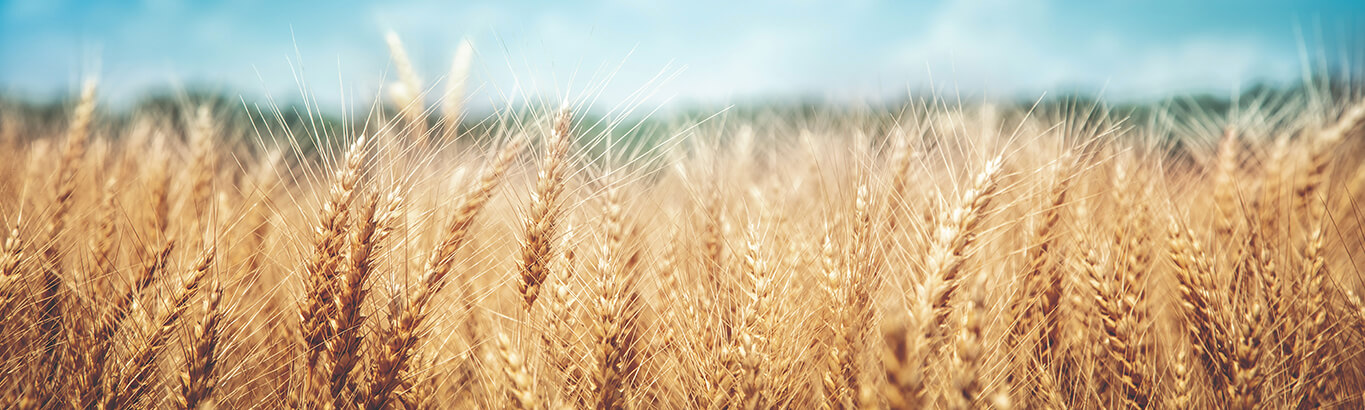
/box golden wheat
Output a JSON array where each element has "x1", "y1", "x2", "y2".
[{"x1": 2, "y1": 58, "x2": 1364, "y2": 410}]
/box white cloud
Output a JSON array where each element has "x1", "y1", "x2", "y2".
[{"x1": 884, "y1": 0, "x2": 1299, "y2": 99}]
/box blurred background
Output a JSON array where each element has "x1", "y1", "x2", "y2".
[{"x1": 1, "y1": 0, "x2": 1363, "y2": 114}]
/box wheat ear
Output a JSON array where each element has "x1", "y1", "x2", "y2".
[
  {"x1": 921, "y1": 156, "x2": 1004, "y2": 341},
  {"x1": 517, "y1": 108, "x2": 574, "y2": 309},
  {"x1": 105, "y1": 246, "x2": 215, "y2": 409},
  {"x1": 363, "y1": 136, "x2": 523, "y2": 410},
  {"x1": 298, "y1": 135, "x2": 367, "y2": 376},
  {"x1": 441, "y1": 38, "x2": 474, "y2": 142},
  {"x1": 384, "y1": 30, "x2": 428, "y2": 140},
  {"x1": 176, "y1": 280, "x2": 225, "y2": 410},
  {"x1": 326, "y1": 189, "x2": 399, "y2": 405},
  {"x1": 496, "y1": 332, "x2": 537, "y2": 409},
  {"x1": 1166, "y1": 219, "x2": 1233, "y2": 396},
  {"x1": 77, "y1": 239, "x2": 176, "y2": 408}
]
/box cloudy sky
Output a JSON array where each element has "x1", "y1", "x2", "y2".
[{"x1": 1, "y1": 0, "x2": 1362, "y2": 111}]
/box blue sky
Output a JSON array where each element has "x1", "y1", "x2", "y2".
[{"x1": 1, "y1": 0, "x2": 1363, "y2": 110}]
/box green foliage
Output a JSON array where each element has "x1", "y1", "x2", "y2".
[{"x1": 2, "y1": 76, "x2": 1358, "y2": 157}]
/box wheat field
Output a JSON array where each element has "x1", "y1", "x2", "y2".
[{"x1": 3, "y1": 38, "x2": 1365, "y2": 410}]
